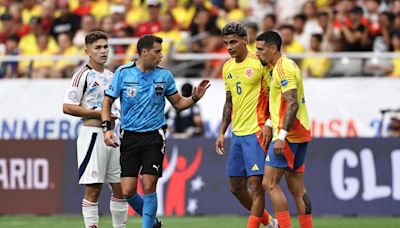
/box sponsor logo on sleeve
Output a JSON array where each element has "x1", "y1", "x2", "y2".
[
  {"x1": 280, "y1": 79, "x2": 288, "y2": 87},
  {"x1": 68, "y1": 91, "x2": 78, "y2": 101}
]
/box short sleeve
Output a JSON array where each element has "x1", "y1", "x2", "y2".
[
  {"x1": 279, "y1": 59, "x2": 297, "y2": 93},
  {"x1": 222, "y1": 61, "x2": 230, "y2": 92},
  {"x1": 105, "y1": 67, "x2": 122, "y2": 98},
  {"x1": 165, "y1": 71, "x2": 178, "y2": 96},
  {"x1": 63, "y1": 68, "x2": 88, "y2": 105}
]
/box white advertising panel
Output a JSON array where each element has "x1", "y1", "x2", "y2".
[{"x1": 0, "y1": 78, "x2": 399, "y2": 139}]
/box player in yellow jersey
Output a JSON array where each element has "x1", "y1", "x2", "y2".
[
  {"x1": 256, "y1": 31, "x2": 313, "y2": 228},
  {"x1": 215, "y1": 22, "x2": 278, "y2": 228}
]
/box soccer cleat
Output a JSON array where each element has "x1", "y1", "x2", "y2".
[
  {"x1": 153, "y1": 218, "x2": 162, "y2": 228},
  {"x1": 265, "y1": 218, "x2": 279, "y2": 228}
]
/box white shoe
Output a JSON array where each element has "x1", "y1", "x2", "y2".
[{"x1": 265, "y1": 218, "x2": 279, "y2": 228}]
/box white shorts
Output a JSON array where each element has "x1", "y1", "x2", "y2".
[{"x1": 77, "y1": 126, "x2": 120, "y2": 184}]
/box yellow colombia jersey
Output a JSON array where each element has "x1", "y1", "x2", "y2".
[
  {"x1": 222, "y1": 52, "x2": 271, "y2": 136},
  {"x1": 270, "y1": 55, "x2": 311, "y2": 143}
]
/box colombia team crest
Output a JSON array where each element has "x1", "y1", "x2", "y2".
[{"x1": 245, "y1": 68, "x2": 254, "y2": 78}]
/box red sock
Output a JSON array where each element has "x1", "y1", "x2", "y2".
[
  {"x1": 261, "y1": 210, "x2": 271, "y2": 225},
  {"x1": 298, "y1": 214, "x2": 312, "y2": 228},
  {"x1": 247, "y1": 215, "x2": 263, "y2": 228},
  {"x1": 276, "y1": 211, "x2": 291, "y2": 228}
]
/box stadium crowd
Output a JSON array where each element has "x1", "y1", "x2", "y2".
[{"x1": 1, "y1": 0, "x2": 400, "y2": 78}]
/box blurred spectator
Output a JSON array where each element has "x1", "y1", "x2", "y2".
[
  {"x1": 22, "y1": 0, "x2": 42, "y2": 24},
  {"x1": 52, "y1": 33, "x2": 79, "y2": 78},
  {"x1": 275, "y1": 0, "x2": 307, "y2": 23},
  {"x1": 51, "y1": 0, "x2": 81, "y2": 39},
  {"x1": 293, "y1": 14, "x2": 310, "y2": 49},
  {"x1": 202, "y1": 30, "x2": 226, "y2": 78},
  {"x1": 0, "y1": 12, "x2": 16, "y2": 43},
  {"x1": 121, "y1": 0, "x2": 148, "y2": 26},
  {"x1": 371, "y1": 11, "x2": 394, "y2": 52},
  {"x1": 73, "y1": 14, "x2": 96, "y2": 49},
  {"x1": 31, "y1": 33, "x2": 54, "y2": 78},
  {"x1": 166, "y1": 82, "x2": 205, "y2": 138},
  {"x1": 302, "y1": 1, "x2": 324, "y2": 48},
  {"x1": 261, "y1": 13, "x2": 277, "y2": 32},
  {"x1": 188, "y1": 7, "x2": 219, "y2": 77},
  {"x1": 40, "y1": 0, "x2": 56, "y2": 34},
  {"x1": 341, "y1": 6, "x2": 369, "y2": 51},
  {"x1": 246, "y1": 22, "x2": 258, "y2": 52},
  {"x1": 316, "y1": 11, "x2": 334, "y2": 51},
  {"x1": 216, "y1": 0, "x2": 245, "y2": 30},
  {"x1": 155, "y1": 12, "x2": 186, "y2": 66},
  {"x1": 91, "y1": 0, "x2": 111, "y2": 21},
  {"x1": 100, "y1": 15, "x2": 114, "y2": 36},
  {"x1": 9, "y1": 2, "x2": 27, "y2": 37},
  {"x1": 135, "y1": 0, "x2": 162, "y2": 37},
  {"x1": 388, "y1": 116, "x2": 400, "y2": 137},
  {"x1": 165, "y1": 0, "x2": 192, "y2": 30},
  {"x1": 301, "y1": 33, "x2": 331, "y2": 78},
  {"x1": 73, "y1": 0, "x2": 93, "y2": 17},
  {"x1": 18, "y1": 16, "x2": 58, "y2": 76},
  {"x1": 389, "y1": 31, "x2": 400, "y2": 77},
  {"x1": 244, "y1": 0, "x2": 274, "y2": 26},
  {"x1": 279, "y1": 24, "x2": 305, "y2": 53},
  {"x1": 364, "y1": 0, "x2": 383, "y2": 38},
  {"x1": 0, "y1": 35, "x2": 19, "y2": 78}
]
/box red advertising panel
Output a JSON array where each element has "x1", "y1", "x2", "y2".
[{"x1": 0, "y1": 140, "x2": 65, "y2": 214}]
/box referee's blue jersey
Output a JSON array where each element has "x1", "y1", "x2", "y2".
[{"x1": 105, "y1": 62, "x2": 177, "y2": 132}]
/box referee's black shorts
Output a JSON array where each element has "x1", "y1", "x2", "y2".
[{"x1": 120, "y1": 127, "x2": 166, "y2": 177}]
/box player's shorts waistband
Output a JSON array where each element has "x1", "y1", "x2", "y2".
[{"x1": 122, "y1": 125, "x2": 167, "y2": 136}]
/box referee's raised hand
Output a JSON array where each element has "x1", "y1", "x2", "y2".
[{"x1": 192, "y1": 79, "x2": 211, "y2": 101}]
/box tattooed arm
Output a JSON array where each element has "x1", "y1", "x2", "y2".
[
  {"x1": 274, "y1": 89, "x2": 299, "y2": 155},
  {"x1": 215, "y1": 91, "x2": 232, "y2": 155},
  {"x1": 282, "y1": 89, "x2": 299, "y2": 131}
]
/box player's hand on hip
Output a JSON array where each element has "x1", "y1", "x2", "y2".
[
  {"x1": 259, "y1": 125, "x2": 272, "y2": 149},
  {"x1": 215, "y1": 134, "x2": 225, "y2": 155},
  {"x1": 193, "y1": 79, "x2": 211, "y2": 100},
  {"x1": 274, "y1": 139, "x2": 285, "y2": 156},
  {"x1": 104, "y1": 131, "x2": 119, "y2": 148}
]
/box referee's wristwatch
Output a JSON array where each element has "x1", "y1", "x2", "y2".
[{"x1": 102, "y1": 120, "x2": 112, "y2": 132}]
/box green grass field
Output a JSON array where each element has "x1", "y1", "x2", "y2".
[{"x1": 0, "y1": 215, "x2": 399, "y2": 227}]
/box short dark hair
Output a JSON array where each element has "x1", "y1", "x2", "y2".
[
  {"x1": 278, "y1": 24, "x2": 295, "y2": 32},
  {"x1": 311, "y1": 33, "x2": 323, "y2": 43},
  {"x1": 181, "y1": 83, "x2": 193, "y2": 97},
  {"x1": 264, "y1": 14, "x2": 276, "y2": 23},
  {"x1": 256, "y1": 31, "x2": 282, "y2": 51},
  {"x1": 221, "y1": 22, "x2": 247, "y2": 37},
  {"x1": 85, "y1": 30, "x2": 108, "y2": 45},
  {"x1": 246, "y1": 22, "x2": 259, "y2": 32},
  {"x1": 294, "y1": 14, "x2": 307, "y2": 22},
  {"x1": 137, "y1": 34, "x2": 163, "y2": 55}
]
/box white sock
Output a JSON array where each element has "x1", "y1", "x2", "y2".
[
  {"x1": 82, "y1": 199, "x2": 99, "y2": 228},
  {"x1": 110, "y1": 195, "x2": 128, "y2": 228}
]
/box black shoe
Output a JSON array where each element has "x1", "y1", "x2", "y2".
[{"x1": 153, "y1": 218, "x2": 162, "y2": 228}]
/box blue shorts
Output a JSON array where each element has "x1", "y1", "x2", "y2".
[
  {"x1": 225, "y1": 133, "x2": 266, "y2": 177},
  {"x1": 265, "y1": 140, "x2": 308, "y2": 173}
]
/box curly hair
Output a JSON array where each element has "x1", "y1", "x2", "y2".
[{"x1": 221, "y1": 22, "x2": 247, "y2": 37}]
